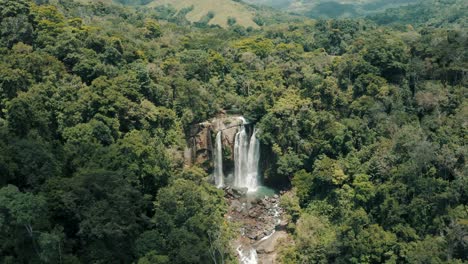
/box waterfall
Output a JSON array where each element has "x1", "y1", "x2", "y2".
[
  {"x1": 213, "y1": 131, "x2": 224, "y2": 188},
  {"x1": 237, "y1": 246, "x2": 258, "y2": 264},
  {"x1": 234, "y1": 117, "x2": 260, "y2": 192},
  {"x1": 246, "y1": 128, "x2": 260, "y2": 189}
]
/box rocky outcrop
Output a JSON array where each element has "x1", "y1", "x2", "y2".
[
  {"x1": 184, "y1": 115, "x2": 243, "y2": 168},
  {"x1": 255, "y1": 230, "x2": 290, "y2": 263},
  {"x1": 211, "y1": 116, "x2": 242, "y2": 158},
  {"x1": 185, "y1": 121, "x2": 213, "y2": 167},
  {"x1": 225, "y1": 189, "x2": 291, "y2": 264},
  {"x1": 226, "y1": 192, "x2": 283, "y2": 242}
]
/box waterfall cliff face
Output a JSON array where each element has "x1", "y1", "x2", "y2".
[
  {"x1": 214, "y1": 131, "x2": 224, "y2": 188},
  {"x1": 234, "y1": 118, "x2": 260, "y2": 192},
  {"x1": 210, "y1": 116, "x2": 260, "y2": 193}
]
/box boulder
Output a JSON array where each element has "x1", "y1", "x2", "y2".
[
  {"x1": 249, "y1": 208, "x2": 262, "y2": 218},
  {"x1": 254, "y1": 231, "x2": 288, "y2": 254},
  {"x1": 231, "y1": 200, "x2": 243, "y2": 213},
  {"x1": 224, "y1": 186, "x2": 235, "y2": 198},
  {"x1": 232, "y1": 187, "x2": 248, "y2": 197}
]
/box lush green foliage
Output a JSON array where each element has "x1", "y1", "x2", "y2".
[
  {"x1": 0, "y1": 0, "x2": 232, "y2": 263},
  {"x1": 0, "y1": 0, "x2": 466, "y2": 263}
]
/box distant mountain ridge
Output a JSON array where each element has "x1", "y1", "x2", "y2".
[
  {"x1": 368, "y1": 0, "x2": 467, "y2": 28},
  {"x1": 244, "y1": 0, "x2": 421, "y2": 18}
]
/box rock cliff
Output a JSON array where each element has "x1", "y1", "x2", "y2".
[{"x1": 184, "y1": 115, "x2": 243, "y2": 169}]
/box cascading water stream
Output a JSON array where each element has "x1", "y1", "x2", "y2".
[
  {"x1": 234, "y1": 117, "x2": 260, "y2": 192},
  {"x1": 246, "y1": 128, "x2": 260, "y2": 190},
  {"x1": 237, "y1": 246, "x2": 258, "y2": 264},
  {"x1": 211, "y1": 117, "x2": 262, "y2": 264},
  {"x1": 213, "y1": 131, "x2": 224, "y2": 188}
]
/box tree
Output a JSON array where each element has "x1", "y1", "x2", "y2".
[
  {"x1": 337, "y1": 224, "x2": 398, "y2": 264},
  {"x1": 0, "y1": 0, "x2": 31, "y2": 20},
  {"x1": 6, "y1": 87, "x2": 52, "y2": 138},
  {"x1": 292, "y1": 170, "x2": 314, "y2": 206},
  {"x1": 9, "y1": 134, "x2": 61, "y2": 189},
  {"x1": 99, "y1": 130, "x2": 173, "y2": 197},
  {"x1": 227, "y1": 17, "x2": 236, "y2": 27},
  {"x1": 0, "y1": 185, "x2": 48, "y2": 262},
  {"x1": 0, "y1": 63, "x2": 32, "y2": 101},
  {"x1": 0, "y1": 15, "x2": 34, "y2": 47},
  {"x1": 312, "y1": 155, "x2": 348, "y2": 186},
  {"x1": 148, "y1": 169, "x2": 230, "y2": 263},
  {"x1": 144, "y1": 19, "x2": 162, "y2": 39},
  {"x1": 352, "y1": 174, "x2": 375, "y2": 205},
  {"x1": 44, "y1": 169, "x2": 143, "y2": 263},
  {"x1": 354, "y1": 73, "x2": 388, "y2": 98},
  {"x1": 360, "y1": 34, "x2": 409, "y2": 81},
  {"x1": 293, "y1": 213, "x2": 337, "y2": 263}
]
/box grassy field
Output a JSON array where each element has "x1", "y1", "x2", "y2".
[
  {"x1": 72, "y1": 0, "x2": 260, "y2": 28},
  {"x1": 147, "y1": 0, "x2": 260, "y2": 28}
]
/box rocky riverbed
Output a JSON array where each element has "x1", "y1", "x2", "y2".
[{"x1": 224, "y1": 187, "x2": 291, "y2": 264}]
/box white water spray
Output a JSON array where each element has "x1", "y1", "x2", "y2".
[
  {"x1": 237, "y1": 246, "x2": 258, "y2": 264},
  {"x1": 234, "y1": 117, "x2": 260, "y2": 192},
  {"x1": 213, "y1": 131, "x2": 224, "y2": 188}
]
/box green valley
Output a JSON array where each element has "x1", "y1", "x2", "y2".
[{"x1": 0, "y1": 0, "x2": 466, "y2": 263}]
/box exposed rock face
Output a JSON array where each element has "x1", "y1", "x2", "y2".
[
  {"x1": 187, "y1": 121, "x2": 213, "y2": 167},
  {"x1": 225, "y1": 189, "x2": 292, "y2": 264},
  {"x1": 211, "y1": 116, "x2": 242, "y2": 159},
  {"x1": 184, "y1": 115, "x2": 242, "y2": 168},
  {"x1": 226, "y1": 193, "x2": 282, "y2": 242},
  {"x1": 254, "y1": 230, "x2": 289, "y2": 263}
]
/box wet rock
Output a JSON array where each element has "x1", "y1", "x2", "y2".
[
  {"x1": 254, "y1": 231, "x2": 288, "y2": 254},
  {"x1": 247, "y1": 232, "x2": 257, "y2": 240},
  {"x1": 249, "y1": 208, "x2": 262, "y2": 218},
  {"x1": 226, "y1": 189, "x2": 295, "y2": 264},
  {"x1": 228, "y1": 191, "x2": 295, "y2": 264},
  {"x1": 224, "y1": 186, "x2": 248, "y2": 199},
  {"x1": 224, "y1": 186, "x2": 235, "y2": 199},
  {"x1": 232, "y1": 187, "x2": 248, "y2": 197},
  {"x1": 253, "y1": 197, "x2": 263, "y2": 205},
  {"x1": 231, "y1": 200, "x2": 243, "y2": 212},
  {"x1": 279, "y1": 219, "x2": 289, "y2": 229}
]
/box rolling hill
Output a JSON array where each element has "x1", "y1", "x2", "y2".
[
  {"x1": 245, "y1": 0, "x2": 421, "y2": 18},
  {"x1": 146, "y1": 0, "x2": 260, "y2": 28},
  {"x1": 76, "y1": 0, "x2": 262, "y2": 28},
  {"x1": 369, "y1": 0, "x2": 467, "y2": 28}
]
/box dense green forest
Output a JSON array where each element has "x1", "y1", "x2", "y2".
[{"x1": 0, "y1": 0, "x2": 466, "y2": 263}]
